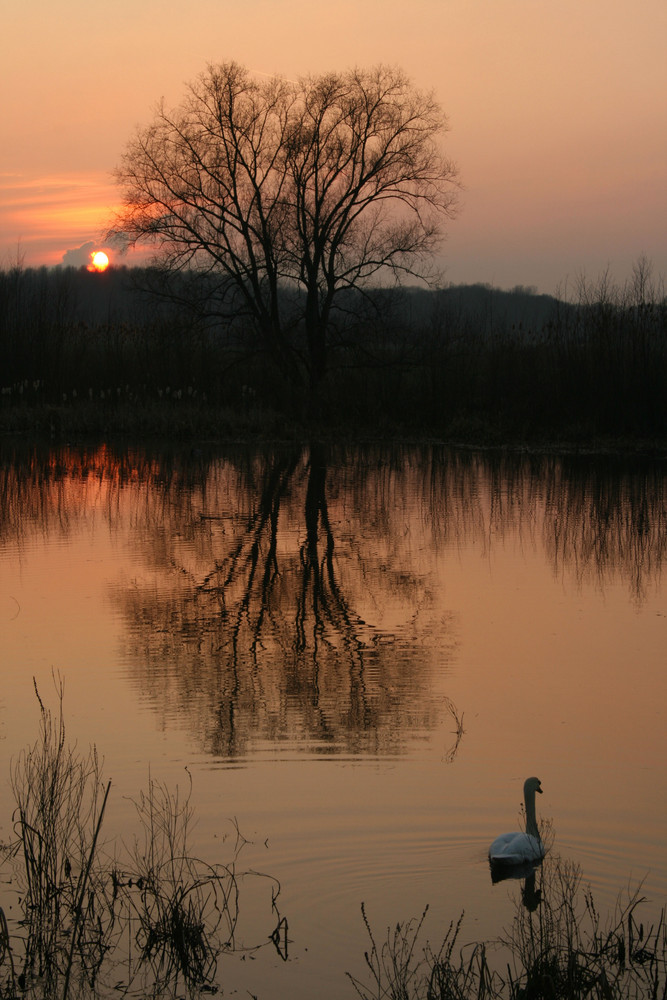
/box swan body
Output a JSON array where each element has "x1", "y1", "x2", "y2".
[
  {"x1": 489, "y1": 830, "x2": 544, "y2": 865},
  {"x1": 489, "y1": 777, "x2": 545, "y2": 867}
]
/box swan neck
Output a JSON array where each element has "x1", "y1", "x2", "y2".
[{"x1": 525, "y1": 790, "x2": 540, "y2": 839}]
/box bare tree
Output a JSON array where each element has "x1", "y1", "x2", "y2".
[{"x1": 110, "y1": 62, "x2": 459, "y2": 410}]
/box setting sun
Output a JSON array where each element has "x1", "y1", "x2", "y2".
[{"x1": 89, "y1": 250, "x2": 109, "y2": 272}]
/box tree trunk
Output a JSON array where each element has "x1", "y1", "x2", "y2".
[{"x1": 305, "y1": 291, "x2": 328, "y2": 420}]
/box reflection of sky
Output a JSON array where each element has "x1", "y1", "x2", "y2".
[
  {"x1": 2, "y1": 0, "x2": 666, "y2": 288},
  {"x1": 0, "y1": 445, "x2": 665, "y2": 993}
]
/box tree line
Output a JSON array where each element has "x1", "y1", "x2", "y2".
[
  {"x1": 0, "y1": 258, "x2": 665, "y2": 442},
  {"x1": 1, "y1": 59, "x2": 665, "y2": 443}
]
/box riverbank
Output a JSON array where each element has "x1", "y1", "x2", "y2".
[{"x1": 2, "y1": 398, "x2": 667, "y2": 460}]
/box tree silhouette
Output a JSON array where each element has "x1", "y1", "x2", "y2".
[{"x1": 111, "y1": 63, "x2": 458, "y2": 411}]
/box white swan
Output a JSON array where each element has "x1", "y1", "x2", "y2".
[{"x1": 489, "y1": 776, "x2": 545, "y2": 866}]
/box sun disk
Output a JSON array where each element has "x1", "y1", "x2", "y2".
[{"x1": 89, "y1": 250, "x2": 110, "y2": 272}]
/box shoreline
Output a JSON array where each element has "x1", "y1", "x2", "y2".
[{"x1": 2, "y1": 401, "x2": 666, "y2": 460}]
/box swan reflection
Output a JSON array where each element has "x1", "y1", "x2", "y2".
[{"x1": 490, "y1": 862, "x2": 543, "y2": 913}]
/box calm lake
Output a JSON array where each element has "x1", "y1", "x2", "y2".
[{"x1": 1, "y1": 441, "x2": 665, "y2": 999}]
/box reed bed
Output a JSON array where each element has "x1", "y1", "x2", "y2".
[
  {"x1": 1, "y1": 677, "x2": 664, "y2": 999},
  {"x1": 0, "y1": 678, "x2": 284, "y2": 1000},
  {"x1": 348, "y1": 859, "x2": 666, "y2": 1000}
]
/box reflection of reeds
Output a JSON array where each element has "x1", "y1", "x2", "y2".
[
  {"x1": 442, "y1": 697, "x2": 465, "y2": 763},
  {"x1": 3, "y1": 441, "x2": 664, "y2": 605},
  {"x1": 349, "y1": 856, "x2": 666, "y2": 1000}
]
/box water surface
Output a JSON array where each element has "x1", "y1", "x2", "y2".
[{"x1": 1, "y1": 442, "x2": 665, "y2": 998}]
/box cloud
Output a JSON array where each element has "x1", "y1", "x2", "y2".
[
  {"x1": 61, "y1": 241, "x2": 96, "y2": 268},
  {"x1": 0, "y1": 172, "x2": 120, "y2": 267}
]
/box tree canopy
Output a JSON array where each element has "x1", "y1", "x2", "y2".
[{"x1": 111, "y1": 62, "x2": 459, "y2": 409}]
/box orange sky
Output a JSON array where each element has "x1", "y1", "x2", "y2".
[{"x1": 2, "y1": 0, "x2": 665, "y2": 292}]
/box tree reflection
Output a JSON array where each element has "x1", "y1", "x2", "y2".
[
  {"x1": 540, "y1": 453, "x2": 667, "y2": 601},
  {"x1": 2, "y1": 442, "x2": 666, "y2": 757},
  {"x1": 109, "y1": 442, "x2": 448, "y2": 758}
]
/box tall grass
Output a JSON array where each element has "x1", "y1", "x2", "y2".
[
  {"x1": 8, "y1": 676, "x2": 110, "y2": 999},
  {"x1": 348, "y1": 856, "x2": 666, "y2": 1000},
  {"x1": 116, "y1": 772, "x2": 241, "y2": 992},
  {"x1": 2, "y1": 681, "x2": 665, "y2": 999},
  {"x1": 0, "y1": 679, "x2": 285, "y2": 1000},
  {"x1": 501, "y1": 859, "x2": 666, "y2": 999}
]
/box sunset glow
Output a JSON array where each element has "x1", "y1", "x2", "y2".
[{"x1": 2, "y1": 0, "x2": 666, "y2": 290}]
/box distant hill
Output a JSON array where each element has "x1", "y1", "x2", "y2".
[{"x1": 5, "y1": 266, "x2": 564, "y2": 335}]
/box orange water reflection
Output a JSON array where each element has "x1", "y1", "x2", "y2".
[
  {"x1": 1, "y1": 441, "x2": 665, "y2": 999},
  {"x1": 2, "y1": 441, "x2": 665, "y2": 760}
]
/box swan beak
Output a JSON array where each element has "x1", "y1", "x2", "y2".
[{"x1": 537, "y1": 786, "x2": 543, "y2": 794}]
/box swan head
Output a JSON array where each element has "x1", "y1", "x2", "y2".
[{"x1": 524, "y1": 777, "x2": 543, "y2": 797}]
